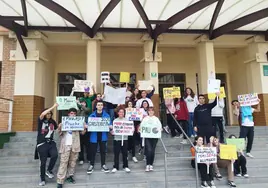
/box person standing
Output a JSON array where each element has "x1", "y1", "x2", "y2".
[
  {"x1": 35, "y1": 103, "x2": 59, "y2": 186},
  {"x1": 211, "y1": 97, "x2": 225, "y2": 143},
  {"x1": 80, "y1": 85, "x2": 97, "y2": 115},
  {"x1": 184, "y1": 87, "x2": 199, "y2": 137},
  {"x1": 136, "y1": 90, "x2": 154, "y2": 108},
  {"x1": 57, "y1": 108, "x2": 87, "y2": 188},
  {"x1": 87, "y1": 101, "x2": 110, "y2": 174},
  {"x1": 193, "y1": 93, "x2": 219, "y2": 144},
  {"x1": 111, "y1": 108, "x2": 131, "y2": 173},
  {"x1": 164, "y1": 98, "x2": 177, "y2": 137},
  {"x1": 239, "y1": 98, "x2": 261, "y2": 158}
]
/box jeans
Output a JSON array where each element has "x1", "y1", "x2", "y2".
[
  {"x1": 234, "y1": 155, "x2": 247, "y2": 175},
  {"x1": 145, "y1": 138, "x2": 158, "y2": 165},
  {"x1": 107, "y1": 108, "x2": 115, "y2": 121},
  {"x1": 167, "y1": 114, "x2": 180, "y2": 137},
  {"x1": 188, "y1": 112, "x2": 195, "y2": 136},
  {"x1": 113, "y1": 140, "x2": 128, "y2": 170},
  {"x1": 37, "y1": 142, "x2": 58, "y2": 181},
  {"x1": 212, "y1": 117, "x2": 224, "y2": 143},
  {"x1": 191, "y1": 159, "x2": 214, "y2": 182},
  {"x1": 239, "y1": 126, "x2": 254, "y2": 153},
  {"x1": 177, "y1": 120, "x2": 188, "y2": 139},
  {"x1": 78, "y1": 133, "x2": 90, "y2": 161},
  {"x1": 90, "y1": 141, "x2": 107, "y2": 166}
]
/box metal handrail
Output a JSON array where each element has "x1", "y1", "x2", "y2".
[
  {"x1": 163, "y1": 102, "x2": 199, "y2": 188},
  {"x1": 159, "y1": 137, "x2": 168, "y2": 188}
]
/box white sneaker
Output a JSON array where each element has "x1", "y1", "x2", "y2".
[
  {"x1": 39, "y1": 181, "x2": 45, "y2": 186},
  {"x1": 191, "y1": 135, "x2": 195, "y2": 138},
  {"x1": 235, "y1": 174, "x2": 242, "y2": 177},
  {"x1": 45, "y1": 171, "x2": 54, "y2": 179},
  {"x1": 79, "y1": 161, "x2": 84, "y2": 165},
  {"x1": 210, "y1": 180, "x2": 216, "y2": 188},
  {"x1": 145, "y1": 165, "x2": 150, "y2": 172},
  {"x1": 149, "y1": 165, "x2": 154, "y2": 171},
  {"x1": 124, "y1": 167, "x2": 131, "y2": 173},
  {"x1": 179, "y1": 134, "x2": 184, "y2": 138},
  {"x1": 243, "y1": 174, "x2": 249, "y2": 178},
  {"x1": 246, "y1": 153, "x2": 254, "y2": 158},
  {"x1": 132, "y1": 156, "x2": 138, "y2": 163},
  {"x1": 163, "y1": 126, "x2": 170, "y2": 134},
  {"x1": 111, "y1": 168, "x2": 117, "y2": 173},
  {"x1": 180, "y1": 139, "x2": 187, "y2": 144}
]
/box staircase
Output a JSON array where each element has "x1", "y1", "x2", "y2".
[{"x1": 0, "y1": 127, "x2": 268, "y2": 188}]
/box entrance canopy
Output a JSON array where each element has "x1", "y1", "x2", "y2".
[{"x1": 1, "y1": 0, "x2": 268, "y2": 58}]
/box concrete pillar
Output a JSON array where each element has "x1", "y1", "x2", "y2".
[{"x1": 197, "y1": 41, "x2": 216, "y2": 95}]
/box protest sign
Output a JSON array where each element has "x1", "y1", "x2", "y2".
[
  {"x1": 113, "y1": 121, "x2": 134, "y2": 136},
  {"x1": 74, "y1": 80, "x2": 93, "y2": 93},
  {"x1": 220, "y1": 144, "x2": 238, "y2": 160},
  {"x1": 226, "y1": 138, "x2": 245, "y2": 151},
  {"x1": 207, "y1": 79, "x2": 221, "y2": 93},
  {"x1": 196, "y1": 147, "x2": 217, "y2": 164},
  {"x1": 138, "y1": 80, "x2": 153, "y2": 90},
  {"x1": 238, "y1": 93, "x2": 259, "y2": 106},
  {"x1": 140, "y1": 117, "x2": 162, "y2": 139},
  {"x1": 61, "y1": 116, "x2": 85, "y2": 131},
  {"x1": 103, "y1": 85, "x2": 126, "y2": 104},
  {"x1": 163, "y1": 87, "x2": 181, "y2": 99},
  {"x1": 208, "y1": 87, "x2": 226, "y2": 99},
  {"x1": 87, "y1": 117, "x2": 110, "y2": 132},
  {"x1": 119, "y1": 72, "x2": 130, "y2": 83},
  {"x1": 56, "y1": 96, "x2": 77, "y2": 110},
  {"x1": 101, "y1": 72, "x2": 110, "y2": 83},
  {"x1": 125, "y1": 108, "x2": 143, "y2": 121}
]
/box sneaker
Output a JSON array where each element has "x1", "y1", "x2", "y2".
[
  {"x1": 87, "y1": 165, "x2": 94, "y2": 174},
  {"x1": 243, "y1": 174, "x2": 249, "y2": 178},
  {"x1": 163, "y1": 126, "x2": 170, "y2": 134},
  {"x1": 149, "y1": 165, "x2": 154, "y2": 171},
  {"x1": 174, "y1": 135, "x2": 180, "y2": 138},
  {"x1": 124, "y1": 167, "x2": 131, "y2": 173},
  {"x1": 235, "y1": 174, "x2": 242, "y2": 177},
  {"x1": 201, "y1": 181, "x2": 209, "y2": 187},
  {"x1": 57, "y1": 183, "x2": 63, "y2": 188},
  {"x1": 145, "y1": 165, "x2": 150, "y2": 172},
  {"x1": 228, "y1": 181, "x2": 237, "y2": 187},
  {"x1": 101, "y1": 165, "x2": 110, "y2": 173},
  {"x1": 215, "y1": 173, "x2": 223, "y2": 180},
  {"x1": 246, "y1": 153, "x2": 254, "y2": 158},
  {"x1": 191, "y1": 135, "x2": 195, "y2": 138},
  {"x1": 45, "y1": 170, "x2": 54, "y2": 179},
  {"x1": 179, "y1": 134, "x2": 184, "y2": 138},
  {"x1": 207, "y1": 181, "x2": 216, "y2": 188},
  {"x1": 79, "y1": 160, "x2": 84, "y2": 165},
  {"x1": 132, "y1": 156, "x2": 138, "y2": 163},
  {"x1": 39, "y1": 181, "x2": 45, "y2": 186},
  {"x1": 66, "y1": 176, "x2": 76, "y2": 184},
  {"x1": 180, "y1": 139, "x2": 187, "y2": 144},
  {"x1": 111, "y1": 168, "x2": 117, "y2": 173}
]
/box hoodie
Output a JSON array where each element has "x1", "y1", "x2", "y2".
[
  {"x1": 211, "y1": 98, "x2": 225, "y2": 117},
  {"x1": 175, "y1": 100, "x2": 189, "y2": 120}
]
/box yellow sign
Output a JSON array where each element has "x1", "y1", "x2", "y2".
[
  {"x1": 119, "y1": 72, "x2": 130, "y2": 83},
  {"x1": 219, "y1": 144, "x2": 237, "y2": 160},
  {"x1": 163, "y1": 87, "x2": 181, "y2": 99},
  {"x1": 208, "y1": 87, "x2": 226, "y2": 99}
]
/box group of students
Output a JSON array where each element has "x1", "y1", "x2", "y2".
[{"x1": 35, "y1": 84, "x2": 161, "y2": 188}]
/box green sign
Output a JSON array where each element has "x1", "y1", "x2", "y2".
[
  {"x1": 151, "y1": 72, "x2": 157, "y2": 78},
  {"x1": 226, "y1": 138, "x2": 245, "y2": 152},
  {"x1": 263, "y1": 65, "x2": 268, "y2": 76}
]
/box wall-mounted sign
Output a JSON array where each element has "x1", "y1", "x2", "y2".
[
  {"x1": 263, "y1": 65, "x2": 268, "y2": 76},
  {"x1": 151, "y1": 72, "x2": 157, "y2": 78}
]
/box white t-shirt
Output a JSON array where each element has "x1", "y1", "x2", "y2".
[
  {"x1": 184, "y1": 95, "x2": 198, "y2": 113},
  {"x1": 126, "y1": 91, "x2": 132, "y2": 98},
  {"x1": 136, "y1": 98, "x2": 154, "y2": 108},
  {"x1": 241, "y1": 108, "x2": 255, "y2": 127},
  {"x1": 65, "y1": 131, "x2": 73, "y2": 146}
]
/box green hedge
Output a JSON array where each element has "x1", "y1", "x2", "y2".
[{"x1": 0, "y1": 132, "x2": 16, "y2": 149}]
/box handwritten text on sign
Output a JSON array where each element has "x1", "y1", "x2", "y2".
[
  {"x1": 238, "y1": 93, "x2": 259, "y2": 107},
  {"x1": 163, "y1": 87, "x2": 181, "y2": 99},
  {"x1": 88, "y1": 117, "x2": 110, "y2": 132},
  {"x1": 56, "y1": 96, "x2": 77, "y2": 110},
  {"x1": 196, "y1": 147, "x2": 217, "y2": 164},
  {"x1": 140, "y1": 117, "x2": 162, "y2": 138},
  {"x1": 125, "y1": 108, "x2": 143, "y2": 121},
  {"x1": 62, "y1": 116, "x2": 85, "y2": 131},
  {"x1": 113, "y1": 121, "x2": 134, "y2": 136}
]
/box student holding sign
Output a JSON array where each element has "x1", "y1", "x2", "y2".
[
  {"x1": 87, "y1": 101, "x2": 111, "y2": 174},
  {"x1": 57, "y1": 108, "x2": 87, "y2": 188},
  {"x1": 111, "y1": 108, "x2": 132, "y2": 173},
  {"x1": 80, "y1": 85, "x2": 97, "y2": 114}
]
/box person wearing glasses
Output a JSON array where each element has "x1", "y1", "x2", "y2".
[{"x1": 193, "y1": 93, "x2": 219, "y2": 144}]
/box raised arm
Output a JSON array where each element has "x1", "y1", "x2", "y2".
[
  {"x1": 39, "y1": 103, "x2": 58, "y2": 120},
  {"x1": 253, "y1": 99, "x2": 261, "y2": 112},
  {"x1": 208, "y1": 96, "x2": 218, "y2": 109},
  {"x1": 146, "y1": 85, "x2": 155, "y2": 98}
]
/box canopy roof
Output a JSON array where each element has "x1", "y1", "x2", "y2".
[{"x1": 1, "y1": 0, "x2": 268, "y2": 58}]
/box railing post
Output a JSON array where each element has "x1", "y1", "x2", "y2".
[
  {"x1": 8, "y1": 100, "x2": 13, "y2": 132},
  {"x1": 164, "y1": 152, "x2": 168, "y2": 188},
  {"x1": 195, "y1": 152, "x2": 199, "y2": 188}
]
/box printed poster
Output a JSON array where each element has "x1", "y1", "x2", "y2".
[
  {"x1": 208, "y1": 87, "x2": 226, "y2": 99},
  {"x1": 140, "y1": 117, "x2": 162, "y2": 138},
  {"x1": 119, "y1": 72, "x2": 130, "y2": 83},
  {"x1": 74, "y1": 80, "x2": 93, "y2": 93},
  {"x1": 226, "y1": 138, "x2": 246, "y2": 151},
  {"x1": 101, "y1": 72, "x2": 110, "y2": 83},
  {"x1": 207, "y1": 79, "x2": 221, "y2": 94},
  {"x1": 138, "y1": 80, "x2": 153, "y2": 90},
  {"x1": 61, "y1": 116, "x2": 85, "y2": 131},
  {"x1": 163, "y1": 87, "x2": 181, "y2": 99},
  {"x1": 196, "y1": 147, "x2": 217, "y2": 164},
  {"x1": 56, "y1": 96, "x2": 77, "y2": 110},
  {"x1": 220, "y1": 144, "x2": 238, "y2": 160},
  {"x1": 87, "y1": 117, "x2": 110, "y2": 132},
  {"x1": 125, "y1": 108, "x2": 143, "y2": 121},
  {"x1": 113, "y1": 121, "x2": 134, "y2": 136},
  {"x1": 103, "y1": 85, "x2": 126, "y2": 104},
  {"x1": 238, "y1": 93, "x2": 259, "y2": 106}
]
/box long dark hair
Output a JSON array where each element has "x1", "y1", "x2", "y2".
[
  {"x1": 141, "y1": 100, "x2": 150, "y2": 110},
  {"x1": 40, "y1": 108, "x2": 53, "y2": 120},
  {"x1": 173, "y1": 97, "x2": 185, "y2": 106},
  {"x1": 184, "y1": 87, "x2": 195, "y2": 99}
]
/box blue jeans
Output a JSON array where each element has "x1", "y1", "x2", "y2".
[
  {"x1": 107, "y1": 108, "x2": 115, "y2": 121},
  {"x1": 188, "y1": 112, "x2": 196, "y2": 136}
]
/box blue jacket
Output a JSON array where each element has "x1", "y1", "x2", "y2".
[{"x1": 89, "y1": 110, "x2": 111, "y2": 143}]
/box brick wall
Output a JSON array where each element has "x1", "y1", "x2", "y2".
[
  {"x1": 253, "y1": 94, "x2": 268, "y2": 126},
  {"x1": 12, "y1": 95, "x2": 44, "y2": 131},
  {"x1": 0, "y1": 36, "x2": 16, "y2": 132}
]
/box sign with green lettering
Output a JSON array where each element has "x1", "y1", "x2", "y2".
[
  {"x1": 151, "y1": 72, "x2": 157, "y2": 78},
  {"x1": 263, "y1": 65, "x2": 268, "y2": 76}
]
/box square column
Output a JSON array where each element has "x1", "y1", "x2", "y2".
[{"x1": 197, "y1": 41, "x2": 216, "y2": 95}]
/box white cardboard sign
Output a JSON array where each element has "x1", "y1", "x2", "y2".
[
  {"x1": 103, "y1": 85, "x2": 126, "y2": 104},
  {"x1": 207, "y1": 79, "x2": 221, "y2": 93},
  {"x1": 138, "y1": 80, "x2": 153, "y2": 90},
  {"x1": 74, "y1": 80, "x2": 93, "y2": 93}
]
